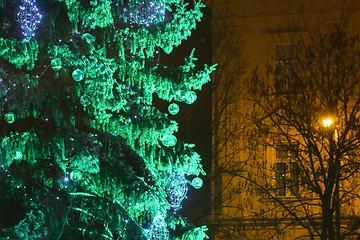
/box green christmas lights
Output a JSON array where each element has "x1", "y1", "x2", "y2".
[
  {"x1": 161, "y1": 134, "x2": 177, "y2": 147},
  {"x1": 4, "y1": 112, "x2": 15, "y2": 124},
  {"x1": 70, "y1": 169, "x2": 82, "y2": 182},
  {"x1": 13, "y1": 150, "x2": 23, "y2": 160},
  {"x1": 192, "y1": 177, "x2": 203, "y2": 189},
  {"x1": 185, "y1": 91, "x2": 197, "y2": 104},
  {"x1": 51, "y1": 58, "x2": 62, "y2": 71},
  {"x1": 72, "y1": 69, "x2": 85, "y2": 82},
  {"x1": 0, "y1": 0, "x2": 214, "y2": 239},
  {"x1": 80, "y1": 95, "x2": 91, "y2": 107},
  {"x1": 168, "y1": 103, "x2": 180, "y2": 115}
]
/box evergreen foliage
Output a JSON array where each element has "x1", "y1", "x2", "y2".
[{"x1": 0, "y1": 0, "x2": 215, "y2": 239}]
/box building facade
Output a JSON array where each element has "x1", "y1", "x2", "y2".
[{"x1": 209, "y1": 0, "x2": 360, "y2": 239}]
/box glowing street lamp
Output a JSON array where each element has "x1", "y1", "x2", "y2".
[
  {"x1": 323, "y1": 117, "x2": 339, "y2": 141},
  {"x1": 323, "y1": 118, "x2": 333, "y2": 127}
]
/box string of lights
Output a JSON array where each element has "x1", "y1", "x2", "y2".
[
  {"x1": 17, "y1": 0, "x2": 42, "y2": 39},
  {"x1": 123, "y1": 0, "x2": 166, "y2": 26}
]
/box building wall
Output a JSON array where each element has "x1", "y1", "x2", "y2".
[
  {"x1": 211, "y1": 0, "x2": 360, "y2": 77},
  {"x1": 210, "y1": 0, "x2": 360, "y2": 239}
]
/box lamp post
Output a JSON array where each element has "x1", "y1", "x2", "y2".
[{"x1": 322, "y1": 117, "x2": 340, "y2": 240}]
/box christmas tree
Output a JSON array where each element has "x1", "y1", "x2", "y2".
[{"x1": 0, "y1": 0, "x2": 215, "y2": 239}]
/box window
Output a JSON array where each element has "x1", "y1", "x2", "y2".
[
  {"x1": 275, "y1": 162, "x2": 287, "y2": 196},
  {"x1": 274, "y1": 143, "x2": 299, "y2": 197},
  {"x1": 289, "y1": 162, "x2": 299, "y2": 196},
  {"x1": 274, "y1": 44, "x2": 298, "y2": 94},
  {"x1": 276, "y1": 144, "x2": 288, "y2": 159},
  {"x1": 275, "y1": 44, "x2": 297, "y2": 62}
]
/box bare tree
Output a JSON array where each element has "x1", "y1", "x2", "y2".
[{"x1": 248, "y1": 27, "x2": 360, "y2": 240}]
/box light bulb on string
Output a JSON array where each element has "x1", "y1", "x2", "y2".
[
  {"x1": 147, "y1": 215, "x2": 169, "y2": 240},
  {"x1": 17, "y1": 0, "x2": 42, "y2": 40},
  {"x1": 166, "y1": 173, "x2": 188, "y2": 211}
]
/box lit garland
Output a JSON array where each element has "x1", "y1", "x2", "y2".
[
  {"x1": 124, "y1": 0, "x2": 166, "y2": 26},
  {"x1": 5, "y1": 173, "x2": 78, "y2": 239},
  {"x1": 147, "y1": 215, "x2": 169, "y2": 240},
  {"x1": 0, "y1": 165, "x2": 25, "y2": 190},
  {"x1": 166, "y1": 173, "x2": 188, "y2": 211},
  {"x1": 17, "y1": 0, "x2": 42, "y2": 39}
]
